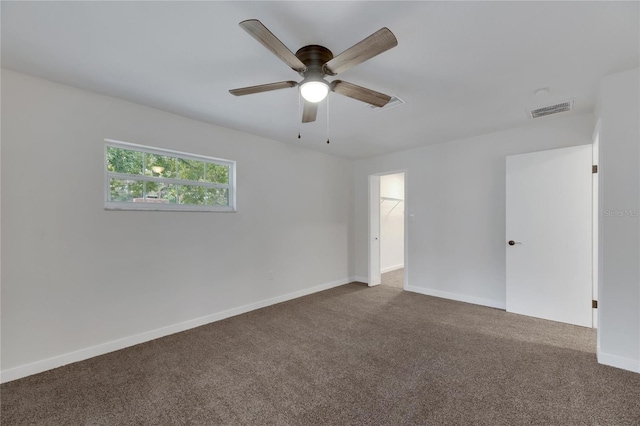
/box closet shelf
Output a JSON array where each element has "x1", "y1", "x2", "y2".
[{"x1": 380, "y1": 197, "x2": 403, "y2": 215}]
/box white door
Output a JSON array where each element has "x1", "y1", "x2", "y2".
[
  {"x1": 506, "y1": 145, "x2": 592, "y2": 327},
  {"x1": 368, "y1": 175, "x2": 381, "y2": 286}
]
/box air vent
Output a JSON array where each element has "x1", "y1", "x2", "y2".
[
  {"x1": 369, "y1": 96, "x2": 405, "y2": 112},
  {"x1": 527, "y1": 100, "x2": 573, "y2": 119}
]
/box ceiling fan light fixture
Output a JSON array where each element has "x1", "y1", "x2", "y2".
[{"x1": 300, "y1": 79, "x2": 329, "y2": 103}]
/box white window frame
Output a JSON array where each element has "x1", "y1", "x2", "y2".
[{"x1": 104, "y1": 139, "x2": 236, "y2": 212}]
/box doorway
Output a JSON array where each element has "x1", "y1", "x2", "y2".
[{"x1": 368, "y1": 172, "x2": 406, "y2": 289}]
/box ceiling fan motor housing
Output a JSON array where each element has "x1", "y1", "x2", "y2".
[{"x1": 295, "y1": 45, "x2": 334, "y2": 77}]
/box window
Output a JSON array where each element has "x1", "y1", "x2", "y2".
[{"x1": 105, "y1": 139, "x2": 236, "y2": 212}]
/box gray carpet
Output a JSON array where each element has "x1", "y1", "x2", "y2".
[
  {"x1": 2, "y1": 283, "x2": 640, "y2": 425},
  {"x1": 382, "y1": 268, "x2": 404, "y2": 288}
]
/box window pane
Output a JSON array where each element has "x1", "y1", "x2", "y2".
[
  {"x1": 109, "y1": 179, "x2": 143, "y2": 202},
  {"x1": 205, "y1": 163, "x2": 229, "y2": 184},
  {"x1": 144, "y1": 182, "x2": 177, "y2": 204},
  {"x1": 146, "y1": 154, "x2": 176, "y2": 178},
  {"x1": 176, "y1": 186, "x2": 229, "y2": 206},
  {"x1": 107, "y1": 147, "x2": 143, "y2": 175},
  {"x1": 177, "y1": 159, "x2": 204, "y2": 181},
  {"x1": 205, "y1": 188, "x2": 229, "y2": 206},
  {"x1": 177, "y1": 185, "x2": 207, "y2": 205}
]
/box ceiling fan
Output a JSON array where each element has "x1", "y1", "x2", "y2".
[{"x1": 229, "y1": 19, "x2": 398, "y2": 123}]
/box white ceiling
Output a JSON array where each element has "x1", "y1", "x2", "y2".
[{"x1": 2, "y1": 1, "x2": 638, "y2": 159}]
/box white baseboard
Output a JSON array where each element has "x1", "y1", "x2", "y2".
[
  {"x1": 405, "y1": 285, "x2": 506, "y2": 310},
  {"x1": 597, "y1": 348, "x2": 640, "y2": 373},
  {"x1": 1, "y1": 277, "x2": 353, "y2": 383},
  {"x1": 381, "y1": 264, "x2": 404, "y2": 274},
  {"x1": 352, "y1": 275, "x2": 368, "y2": 284}
]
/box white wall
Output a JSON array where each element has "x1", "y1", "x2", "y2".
[
  {"x1": 354, "y1": 113, "x2": 594, "y2": 308},
  {"x1": 380, "y1": 173, "x2": 404, "y2": 273},
  {"x1": 596, "y1": 67, "x2": 640, "y2": 373},
  {"x1": 1, "y1": 70, "x2": 353, "y2": 381}
]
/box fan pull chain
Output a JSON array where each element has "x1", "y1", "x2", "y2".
[{"x1": 326, "y1": 95, "x2": 330, "y2": 144}]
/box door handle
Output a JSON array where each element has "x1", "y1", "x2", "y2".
[{"x1": 508, "y1": 240, "x2": 522, "y2": 246}]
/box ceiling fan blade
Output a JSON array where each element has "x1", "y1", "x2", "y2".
[
  {"x1": 229, "y1": 81, "x2": 297, "y2": 96},
  {"x1": 239, "y1": 19, "x2": 307, "y2": 73},
  {"x1": 331, "y1": 80, "x2": 392, "y2": 108},
  {"x1": 302, "y1": 100, "x2": 318, "y2": 123},
  {"x1": 323, "y1": 28, "x2": 398, "y2": 76}
]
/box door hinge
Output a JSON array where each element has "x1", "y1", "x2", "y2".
[
  {"x1": 592, "y1": 165, "x2": 598, "y2": 173},
  {"x1": 592, "y1": 300, "x2": 598, "y2": 309}
]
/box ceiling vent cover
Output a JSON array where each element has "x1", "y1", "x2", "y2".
[
  {"x1": 527, "y1": 99, "x2": 573, "y2": 119},
  {"x1": 369, "y1": 96, "x2": 405, "y2": 112}
]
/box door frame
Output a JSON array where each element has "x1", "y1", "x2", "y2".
[
  {"x1": 592, "y1": 121, "x2": 600, "y2": 333},
  {"x1": 368, "y1": 170, "x2": 408, "y2": 288}
]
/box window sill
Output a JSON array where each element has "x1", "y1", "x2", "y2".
[{"x1": 104, "y1": 202, "x2": 236, "y2": 212}]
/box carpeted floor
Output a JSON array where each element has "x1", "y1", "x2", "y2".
[
  {"x1": 2, "y1": 283, "x2": 640, "y2": 425},
  {"x1": 381, "y1": 268, "x2": 404, "y2": 288}
]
